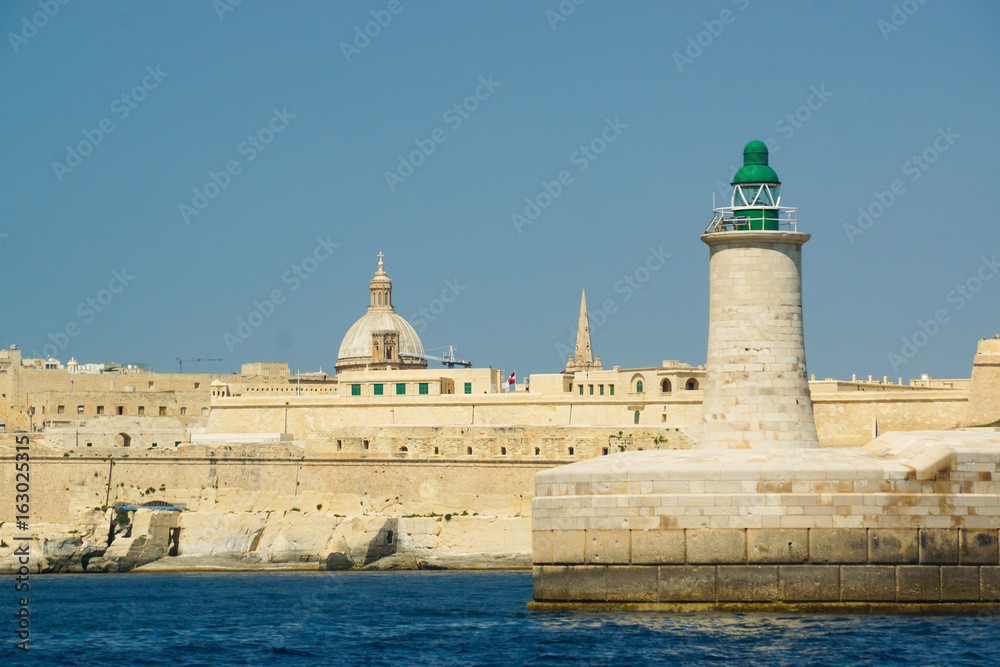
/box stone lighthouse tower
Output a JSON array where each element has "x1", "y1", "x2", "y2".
[{"x1": 698, "y1": 140, "x2": 819, "y2": 449}]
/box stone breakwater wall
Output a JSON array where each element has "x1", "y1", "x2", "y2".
[
  {"x1": 531, "y1": 430, "x2": 1000, "y2": 608},
  {"x1": 0, "y1": 425, "x2": 694, "y2": 573}
]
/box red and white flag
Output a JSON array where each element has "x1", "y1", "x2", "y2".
[{"x1": 507, "y1": 371, "x2": 516, "y2": 386}]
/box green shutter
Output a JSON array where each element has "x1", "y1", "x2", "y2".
[
  {"x1": 351, "y1": 384, "x2": 361, "y2": 396},
  {"x1": 464, "y1": 382, "x2": 472, "y2": 394},
  {"x1": 396, "y1": 383, "x2": 406, "y2": 395},
  {"x1": 419, "y1": 383, "x2": 428, "y2": 395},
  {"x1": 589, "y1": 385, "x2": 593, "y2": 395},
  {"x1": 599, "y1": 385, "x2": 604, "y2": 395},
  {"x1": 373, "y1": 384, "x2": 383, "y2": 395},
  {"x1": 610, "y1": 385, "x2": 614, "y2": 396},
  {"x1": 579, "y1": 385, "x2": 583, "y2": 395}
]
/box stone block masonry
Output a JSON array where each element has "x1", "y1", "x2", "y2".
[
  {"x1": 531, "y1": 430, "x2": 1000, "y2": 609},
  {"x1": 699, "y1": 231, "x2": 819, "y2": 449}
]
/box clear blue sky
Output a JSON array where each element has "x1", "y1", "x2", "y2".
[{"x1": 2, "y1": 1, "x2": 998, "y2": 380}]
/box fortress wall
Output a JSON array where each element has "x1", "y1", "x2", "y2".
[
  {"x1": 301, "y1": 425, "x2": 695, "y2": 460},
  {"x1": 207, "y1": 392, "x2": 964, "y2": 447},
  {"x1": 812, "y1": 392, "x2": 969, "y2": 446},
  {"x1": 0, "y1": 443, "x2": 542, "y2": 562},
  {"x1": 968, "y1": 338, "x2": 1000, "y2": 426}
]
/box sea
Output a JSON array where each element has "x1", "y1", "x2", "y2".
[{"x1": 6, "y1": 570, "x2": 1000, "y2": 666}]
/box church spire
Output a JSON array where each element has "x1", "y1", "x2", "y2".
[
  {"x1": 565, "y1": 289, "x2": 602, "y2": 373},
  {"x1": 575, "y1": 289, "x2": 593, "y2": 364}
]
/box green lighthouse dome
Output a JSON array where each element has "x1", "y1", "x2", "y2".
[{"x1": 732, "y1": 140, "x2": 780, "y2": 185}]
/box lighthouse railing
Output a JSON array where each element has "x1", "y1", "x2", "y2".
[{"x1": 705, "y1": 206, "x2": 799, "y2": 233}]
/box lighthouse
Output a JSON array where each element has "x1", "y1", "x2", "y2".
[{"x1": 698, "y1": 141, "x2": 819, "y2": 449}]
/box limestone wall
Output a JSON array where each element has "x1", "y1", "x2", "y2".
[
  {"x1": 968, "y1": 337, "x2": 1000, "y2": 426},
  {"x1": 812, "y1": 391, "x2": 969, "y2": 446},
  {"x1": 531, "y1": 430, "x2": 1000, "y2": 607}
]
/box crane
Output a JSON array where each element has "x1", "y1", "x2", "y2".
[
  {"x1": 421, "y1": 346, "x2": 471, "y2": 368},
  {"x1": 177, "y1": 358, "x2": 223, "y2": 373}
]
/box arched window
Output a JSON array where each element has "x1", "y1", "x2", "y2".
[
  {"x1": 634, "y1": 410, "x2": 640, "y2": 424},
  {"x1": 661, "y1": 379, "x2": 671, "y2": 393},
  {"x1": 636, "y1": 380, "x2": 643, "y2": 393},
  {"x1": 686, "y1": 379, "x2": 699, "y2": 390}
]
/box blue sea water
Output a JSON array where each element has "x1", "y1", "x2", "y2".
[{"x1": 6, "y1": 570, "x2": 1000, "y2": 666}]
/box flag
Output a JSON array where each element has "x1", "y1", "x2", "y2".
[{"x1": 507, "y1": 371, "x2": 516, "y2": 385}]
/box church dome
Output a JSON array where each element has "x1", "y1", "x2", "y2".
[
  {"x1": 337, "y1": 310, "x2": 425, "y2": 363},
  {"x1": 335, "y1": 253, "x2": 427, "y2": 373}
]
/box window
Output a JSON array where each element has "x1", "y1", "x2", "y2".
[
  {"x1": 117, "y1": 406, "x2": 124, "y2": 415},
  {"x1": 464, "y1": 382, "x2": 472, "y2": 394},
  {"x1": 602, "y1": 447, "x2": 609, "y2": 455},
  {"x1": 589, "y1": 385, "x2": 594, "y2": 395},
  {"x1": 568, "y1": 447, "x2": 575, "y2": 456},
  {"x1": 57, "y1": 405, "x2": 65, "y2": 414},
  {"x1": 363, "y1": 439, "x2": 369, "y2": 450},
  {"x1": 534, "y1": 447, "x2": 540, "y2": 455},
  {"x1": 661, "y1": 379, "x2": 672, "y2": 393},
  {"x1": 579, "y1": 385, "x2": 584, "y2": 396},
  {"x1": 686, "y1": 379, "x2": 699, "y2": 390},
  {"x1": 396, "y1": 383, "x2": 406, "y2": 395},
  {"x1": 467, "y1": 446, "x2": 473, "y2": 455},
  {"x1": 148, "y1": 381, "x2": 154, "y2": 388},
  {"x1": 500, "y1": 447, "x2": 507, "y2": 455},
  {"x1": 138, "y1": 406, "x2": 145, "y2": 416},
  {"x1": 610, "y1": 385, "x2": 614, "y2": 396},
  {"x1": 419, "y1": 383, "x2": 428, "y2": 395},
  {"x1": 433, "y1": 446, "x2": 439, "y2": 455},
  {"x1": 337, "y1": 440, "x2": 342, "y2": 450},
  {"x1": 636, "y1": 380, "x2": 643, "y2": 393},
  {"x1": 180, "y1": 407, "x2": 187, "y2": 416},
  {"x1": 400, "y1": 446, "x2": 408, "y2": 453},
  {"x1": 96, "y1": 405, "x2": 105, "y2": 415},
  {"x1": 159, "y1": 406, "x2": 166, "y2": 416},
  {"x1": 373, "y1": 384, "x2": 383, "y2": 396},
  {"x1": 634, "y1": 410, "x2": 640, "y2": 424},
  {"x1": 599, "y1": 385, "x2": 604, "y2": 396},
  {"x1": 86, "y1": 442, "x2": 92, "y2": 447},
  {"x1": 351, "y1": 384, "x2": 361, "y2": 396},
  {"x1": 194, "y1": 382, "x2": 200, "y2": 389}
]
